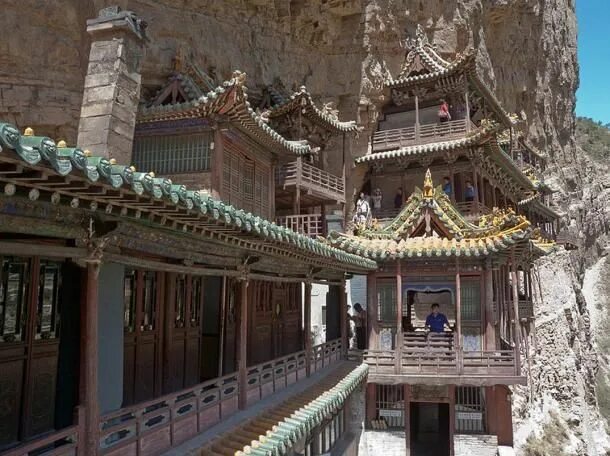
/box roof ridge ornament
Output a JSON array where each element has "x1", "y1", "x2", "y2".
[
  {"x1": 423, "y1": 168, "x2": 434, "y2": 197},
  {"x1": 406, "y1": 24, "x2": 430, "y2": 51}
]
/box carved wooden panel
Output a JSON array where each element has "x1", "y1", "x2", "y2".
[
  {"x1": 25, "y1": 350, "x2": 58, "y2": 438},
  {"x1": 0, "y1": 358, "x2": 25, "y2": 447}
]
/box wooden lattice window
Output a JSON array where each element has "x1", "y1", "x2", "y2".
[
  {"x1": 123, "y1": 269, "x2": 136, "y2": 333},
  {"x1": 0, "y1": 257, "x2": 29, "y2": 343},
  {"x1": 375, "y1": 384, "x2": 405, "y2": 428},
  {"x1": 175, "y1": 275, "x2": 187, "y2": 328},
  {"x1": 142, "y1": 271, "x2": 157, "y2": 331},
  {"x1": 377, "y1": 280, "x2": 397, "y2": 323},
  {"x1": 460, "y1": 278, "x2": 481, "y2": 321},
  {"x1": 36, "y1": 261, "x2": 61, "y2": 340},
  {"x1": 222, "y1": 142, "x2": 271, "y2": 218},
  {"x1": 456, "y1": 386, "x2": 486, "y2": 433},
  {"x1": 133, "y1": 132, "x2": 213, "y2": 174}
]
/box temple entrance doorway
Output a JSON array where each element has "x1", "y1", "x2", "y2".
[
  {"x1": 404, "y1": 289, "x2": 455, "y2": 332},
  {"x1": 409, "y1": 402, "x2": 450, "y2": 456}
]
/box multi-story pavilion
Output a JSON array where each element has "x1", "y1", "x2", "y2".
[{"x1": 327, "y1": 25, "x2": 559, "y2": 455}]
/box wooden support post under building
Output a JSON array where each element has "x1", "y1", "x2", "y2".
[
  {"x1": 396, "y1": 262, "x2": 403, "y2": 373},
  {"x1": 237, "y1": 278, "x2": 249, "y2": 410},
  {"x1": 367, "y1": 273, "x2": 378, "y2": 349},
  {"x1": 455, "y1": 261, "x2": 462, "y2": 374},
  {"x1": 448, "y1": 385, "x2": 456, "y2": 456},
  {"x1": 218, "y1": 276, "x2": 227, "y2": 376},
  {"x1": 511, "y1": 254, "x2": 521, "y2": 376},
  {"x1": 81, "y1": 260, "x2": 100, "y2": 456},
  {"x1": 404, "y1": 384, "x2": 411, "y2": 456},
  {"x1": 340, "y1": 279, "x2": 348, "y2": 357},
  {"x1": 305, "y1": 281, "x2": 312, "y2": 375},
  {"x1": 414, "y1": 94, "x2": 420, "y2": 140},
  {"x1": 465, "y1": 90, "x2": 471, "y2": 132}
]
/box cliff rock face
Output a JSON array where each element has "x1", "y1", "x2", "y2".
[{"x1": 2, "y1": 0, "x2": 607, "y2": 452}]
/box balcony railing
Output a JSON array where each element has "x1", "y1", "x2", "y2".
[
  {"x1": 518, "y1": 300, "x2": 534, "y2": 319},
  {"x1": 372, "y1": 119, "x2": 474, "y2": 153},
  {"x1": 276, "y1": 214, "x2": 324, "y2": 238},
  {"x1": 276, "y1": 160, "x2": 345, "y2": 204},
  {"x1": 97, "y1": 339, "x2": 343, "y2": 455},
  {"x1": 361, "y1": 348, "x2": 517, "y2": 377},
  {"x1": 2, "y1": 414, "x2": 81, "y2": 456}
]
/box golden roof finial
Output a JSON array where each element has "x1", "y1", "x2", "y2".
[
  {"x1": 109, "y1": 158, "x2": 117, "y2": 165},
  {"x1": 129, "y1": 165, "x2": 136, "y2": 172},
  {"x1": 423, "y1": 168, "x2": 434, "y2": 197},
  {"x1": 148, "y1": 171, "x2": 155, "y2": 177},
  {"x1": 57, "y1": 140, "x2": 67, "y2": 148},
  {"x1": 83, "y1": 149, "x2": 92, "y2": 157},
  {"x1": 24, "y1": 127, "x2": 34, "y2": 136}
]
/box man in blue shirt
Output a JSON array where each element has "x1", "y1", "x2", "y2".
[
  {"x1": 442, "y1": 176, "x2": 452, "y2": 198},
  {"x1": 425, "y1": 303, "x2": 449, "y2": 333},
  {"x1": 464, "y1": 180, "x2": 476, "y2": 202}
]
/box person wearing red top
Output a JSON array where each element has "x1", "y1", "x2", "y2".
[{"x1": 438, "y1": 99, "x2": 451, "y2": 123}]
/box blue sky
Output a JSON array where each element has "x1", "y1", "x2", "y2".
[{"x1": 576, "y1": 1, "x2": 610, "y2": 123}]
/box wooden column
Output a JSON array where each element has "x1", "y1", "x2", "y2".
[
  {"x1": 81, "y1": 260, "x2": 100, "y2": 456},
  {"x1": 340, "y1": 279, "x2": 348, "y2": 357},
  {"x1": 473, "y1": 169, "x2": 479, "y2": 213},
  {"x1": 366, "y1": 383, "x2": 376, "y2": 427},
  {"x1": 450, "y1": 169, "x2": 456, "y2": 203},
  {"x1": 237, "y1": 278, "x2": 249, "y2": 410},
  {"x1": 304, "y1": 281, "x2": 312, "y2": 375},
  {"x1": 492, "y1": 185, "x2": 497, "y2": 208},
  {"x1": 414, "y1": 94, "x2": 420, "y2": 140},
  {"x1": 465, "y1": 90, "x2": 471, "y2": 132},
  {"x1": 449, "y1": 385, "x2": 456, "y2": 456},
  {"x1": 484, "y1": 260, "x2": 496, "y2": 350},
  {"x1": 367, "y1": 273, "x2": 378, "y2": 349},
  {"x1": 511, "y1": 254, "x2": 521, "y2": 377},
  {"x1": 404, "y1": 384, "x2": 411, "y2": 456},
  {"x1": 396, "y1": 261, "x2": 403, "y2": 343},
  {"x1": 218, "y1": 276, "x2": 227, "y2": 376},
  {"x1": 455, "y1": 261, "x2": 462, "y2": 374},
  {"x1": 212, "y1": 127, "x2": 224, "y2": 197},
  {"x1": 294, "y1": 156, "x2": 302, "y2": 215}
]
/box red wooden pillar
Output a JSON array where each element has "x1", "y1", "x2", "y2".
[
  {"x1": 237, "y1": 278, "x2": 249, "y2": 410},
  {"x1": 304, "y1": 281, "x2": 312, "y2": 375},
  {"x1": 455, "y1": 261, "x2": 462, "y2": 373},
  {"x1": 366, "y1": 383, "x2": 376, "y2": 427},
  {"x1": 404, "y1": 384, "x2": 411, "y2": 456},
  {"x1": 340, "y1": 279, "x2": 348, "y2": 357},
  {"x1": 449, "y1": 385, "x2": 456, "y2": 456},
  {"x1": 396, "y1": 261, "x2": 403, "y2": 345},
  {"x1": 367, "y1": 273, "x2": 378, "y2": 349},
  {"x1": 81, "y1": 261, "x2": 100, "y2": 456}
]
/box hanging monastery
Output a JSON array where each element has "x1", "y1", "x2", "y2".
[{"x1": 0, "y1": 7, "x2": 570, "y2": 456}]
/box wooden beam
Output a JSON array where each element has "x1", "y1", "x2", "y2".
[
  {"x1": 455, "y1": 260, "x2": 462, "y2": 374},
  {"x1": 484, "y1": 260, "x2": 495, "y2": 350},
  {"x1": 511, "y1": 253, "x2": 521, "y2": 376},
  {"x1": 340, "y1": 280, "x2": 348, "y2": 357},
  {"x1": 0, "y1": 241, "x2": 87, "y2": 259}
]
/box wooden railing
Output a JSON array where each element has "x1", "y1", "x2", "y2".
[
  {"x1": 96, "y1": 342, "x2": 344, "y2": 456},
  {"x1": 311, "y1": 338, "x2": 342, "y2": 373},
  {"x1": 455, "y1": 201, "x2": 492, "y2": 217},
  {"x1": 98, "y1": 373, "x2": 239, "y2": 456},
  {"x1": 372, "y1": 119, "x2": 474, "y2": 152},
  {"x1": 361, "y1": 348, "x2": 517, "y2": 377},
  {"x1": 245, "y1": 351, "x2": 307, "y2": 407},
  {"x1": 2, "y1": 416, "x2": 81, "y2": 456},
  {"x1": 276, "y1": 214, "x2": 324, "y2": 238},
  {"x1": 276, "y1": 161, "x2": 345, "y2": 203}
]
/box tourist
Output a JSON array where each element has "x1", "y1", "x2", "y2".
[
  {"x1": 371, "y1": 188, "x2": 383, "y2": 212},
  {"x1": 425, "y1": 303, "x2": 449, "y2": 333},
  {"x1": 394, "y1": 187, "x2": 403, "y2": 209},
  {"x1": 464, "y1": 180, "x2": 476, "y2": 202},
  {"x1": 351, "y1": 303, "x2": 367, "y2": 349},
  {"x1": 354, "y1": 192, "x2": 371, "y2": 225},
  {"x1": 442, "y1": 176, "x2": 452, "y2": 197},
  {"x1": 438, "y1": 99, "x2": 451, "y2": 123}
]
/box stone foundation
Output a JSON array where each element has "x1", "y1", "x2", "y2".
[{"x1": 454, "y1": 434, "x2": 498, "y2": 456}]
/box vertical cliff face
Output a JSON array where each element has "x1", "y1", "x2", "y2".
[{"x1": 2, "y1": 1, "x2": 606, "y2": 451}]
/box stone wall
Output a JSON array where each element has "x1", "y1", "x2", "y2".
[
  {"x1": 454, "y1": 434, "x2": 498, "y2": 456},
  {"x1": 358, "y1": 429, "x2": 406, "y2": 456}
]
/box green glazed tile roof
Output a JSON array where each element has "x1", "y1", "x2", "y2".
[
  {"x1": 200, "y1": 363, "x2": 368, "y2": 456},
  {"x1": 268, "y1": 86, "x2": 359, "y2": 134},
  {"x1": 138, "y1": 71, "x2": 313, "y2": 157},
  {"x1": 327, "y1": 170, "x2": 551, "y2": 261},
  {"x1": 0, "y1": 122, "x2": 376, "y2": 271}
]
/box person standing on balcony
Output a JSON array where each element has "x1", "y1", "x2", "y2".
[
  {"x1": 464, "y1": 180, "x2": 476, "y2": 202},
  {"x1": 442, "y1": 176, "x2": 452, "y2": 198},
  {"x1": 425, "y1": 303, "x2": 450, "y2": 333},
  {"x1": 394, "y1": 187, "x2": 403, "y2": 209},
  {"x1": 351, "y1": 303, "x2": 367, "y2": 349},
  {"x1": 438, "y1": 99, "x2": 451, "y2": 123},
  {"x1": 354, "y1": 192, "x2": 371, "y2": 225},
  {"x1": 371, "y1": 188, "x2": 382, "y2": 213}
]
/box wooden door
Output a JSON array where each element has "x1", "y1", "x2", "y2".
[
  {"x1": 0, "y1": 257, "x2": 64, "y2": 449},
  {"x1": 222, "y1": 279, "x2": 237, "y2": 374},
  {"x1": 248, "y1": 281, "x2": 272, "y2": 365},
  {"x1": 123, "y1": 269, "x2": 162, "y2": 406},
  {"x1": 281, "y1": 284, "x2": 302, "y2": 355},
  {"x1": 163, "y1": 274, "x2": 204, "y2": 394},
  {"x1": 271, "y1": 284, "x2": 285, "y2": 358}
]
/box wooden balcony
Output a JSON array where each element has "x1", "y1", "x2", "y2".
[
  {"x1": 354, "y1": 332, "x2": 522, "y2": 385},
  {"x1": 276, "y1": 214, "x2": 324, "y2": 238},
  {"x1": 518, "y1": 299, "x2": 534, "y2": 319},
  {"x1": 275, "y1": 160, "x2": 345, "y2": 205},
  {"x1": 455, "y1": 201, "x2": 492, "y2": 221},
  {"x1": 372, "y1": 119, "x2": 475, "y2": 153}
]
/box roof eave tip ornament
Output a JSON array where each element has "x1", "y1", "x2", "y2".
[
  {"x1": 423, "y1": 168, "x2": 434, "y2": 198},
  {"x1": 406, "y1": 24, "x2": 430, "y2": 51}
]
